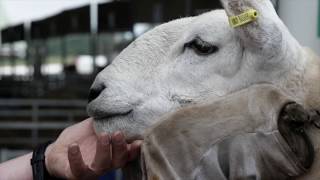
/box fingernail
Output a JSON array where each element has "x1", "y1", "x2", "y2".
[
  {"x1": 69, "y1": 144, "x2": 79, "y2": 155},
  {"x1": 136, "y1": 140, "x2": 143, "y2": 146},
  {"x1": 113, "y1": 131, "x2": 124, "y2": 144},
  {"x1": 102, "y1": 134, "x2": 110, "y2": 145}
]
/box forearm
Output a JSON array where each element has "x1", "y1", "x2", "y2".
[{"x1": 0, "y1": 152, "x2": 33, "y2": 180}]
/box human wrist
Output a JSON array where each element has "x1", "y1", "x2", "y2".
[
  {"x1": 31, "y1": 141, "x2": 60, "y2": 180},
  {"x1": 44, "y1": 142, "x2": 54, "y2": 177}
]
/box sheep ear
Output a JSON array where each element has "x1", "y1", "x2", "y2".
[{"x1": 220, "y1": 0, "x2": 289, "y2": 56}]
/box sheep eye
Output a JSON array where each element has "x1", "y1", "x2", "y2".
[{"x1": 185, "y1": 38, "x2": 218, "y2": 56}]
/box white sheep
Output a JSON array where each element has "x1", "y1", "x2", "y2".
[
  {"x1": 141, "y1": 84, "x2": 320, "y2": 179},
  {"x1": 87, "y1": 0, "x2": 320, "y2": 178}
]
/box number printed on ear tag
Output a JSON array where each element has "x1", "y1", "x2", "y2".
[{"x1": 229, "y1": 9, "x2": 259, "y2": 28}]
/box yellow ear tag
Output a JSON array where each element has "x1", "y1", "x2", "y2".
[{"x1": 229, "y1": 9, "x2": 259, "y2": 28}]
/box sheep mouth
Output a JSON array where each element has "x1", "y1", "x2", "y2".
[
  {"x1": 92, "y1": 109, "x2": 143, "y2": 142},
  {"x1": 93, "y1": 109, "x2": 133, "y2": 121}
]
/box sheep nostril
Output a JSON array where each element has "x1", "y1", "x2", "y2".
[{"x1": 88, "y1": 85, "x2": 105, "y2": 103}]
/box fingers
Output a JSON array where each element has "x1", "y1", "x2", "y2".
[
  {"x1": 67, "y1": 132, "x2": 143, "y2": 179},
  {"x1": 68, "y1": 144, "x2": 99, "y2": 180},
  {"x1": 127, "y1": 140, "x2": 143, "y2": 161},
  {"x1": 91, "y1": 133, "x2": 112, "y2": 173},
  {"x1": 92, "y1": 132, "x2": 142, "y2": 171},
  {"x1": 111, "y1": 131, "x2": 129, "y2": 168},
  {"x1": 68, "y1": 144, "x2": 90, "y2": 177}
]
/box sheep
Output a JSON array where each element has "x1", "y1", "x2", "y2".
[
  {"x1": 141, "y1": 84, "x2": 320, "y2": 179},
  {"x1": 87, "y1": 0, "x2": 320, "y2": 178}
]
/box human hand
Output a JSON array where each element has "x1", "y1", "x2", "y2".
[{"x1": 45, "y1": 118, "x2": 142, "y2": 179}]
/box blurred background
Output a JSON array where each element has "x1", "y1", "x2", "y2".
[{"x1": 0, "y1": 0, "x2": 318, "y2": 179}]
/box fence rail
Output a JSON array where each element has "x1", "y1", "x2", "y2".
[
  {"x1": 0, "y1": 99, "x2": 88, "y2": 106},
  {"x1": 0, "y1": 99, "x2": 88, "y2": 151}
]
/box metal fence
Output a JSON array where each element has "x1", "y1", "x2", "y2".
[
  {"x1": 0, "y1": 98, "x2": 125, "y2": 180},
  {"x1": 0, "y1": 98, "x2": 88, "y2": 161}
]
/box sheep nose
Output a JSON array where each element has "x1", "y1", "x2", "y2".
[{"x1": 88, "y1": 85, "x2": 105, "y2": 103}]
